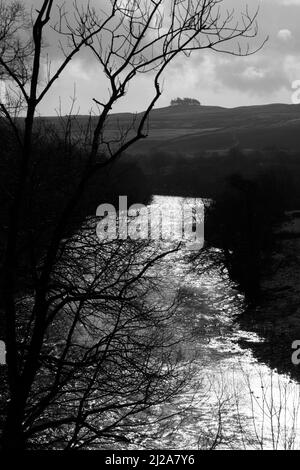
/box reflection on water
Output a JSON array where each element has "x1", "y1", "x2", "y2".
[{"x1": 135, "y1": 195, "x2": 300, "y2": 450}]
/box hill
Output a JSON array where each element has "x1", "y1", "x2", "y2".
[{"x1": 37, "y1": 103, "x2": 300, "y2": 155}]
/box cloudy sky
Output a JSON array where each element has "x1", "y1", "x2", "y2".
[{"x1": 31, "y1": 0, "x2": 300, "y2": 115}]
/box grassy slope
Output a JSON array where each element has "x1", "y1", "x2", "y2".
[{"x1": 37, "y1": 103, "x2": 300, "y2": 155}]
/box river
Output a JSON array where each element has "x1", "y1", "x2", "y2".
[{"x1": 128, "y1": 195, "x2": 300, "y2": 450}]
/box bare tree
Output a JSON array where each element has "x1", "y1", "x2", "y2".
[
  {"x1": 0, "y1": 0, "x2": 264, "y2": 449},
  {"x1": 15, "y1": 221, "x2": 190, "y2": 449}
]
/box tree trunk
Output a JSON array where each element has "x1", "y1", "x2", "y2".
[{"x1": 1, "y1": 399, "x2": 26, "y2": 450}]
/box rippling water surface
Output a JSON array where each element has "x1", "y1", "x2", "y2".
[{"x1": 134, "y1": 195, "x2": 300, "y2": 450}]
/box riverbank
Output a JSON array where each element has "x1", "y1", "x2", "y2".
[{"x1": 238, "y1": 212, "x2": 300, "y2": 381}]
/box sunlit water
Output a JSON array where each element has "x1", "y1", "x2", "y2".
[{"x1": 128, "y1": 195, "x2": 300, "y2": 450}]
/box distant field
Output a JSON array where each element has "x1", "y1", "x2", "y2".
[{"x1": 37, "y1": 103, "x2": 300, "y2": 155}]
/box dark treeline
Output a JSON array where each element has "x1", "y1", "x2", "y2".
[
  {"x1": 135, "y1": 146, "x2": 300, "y2": 208},
  {"x1": 204, "y1": 172, "x2": 288, "y2": 303}
]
